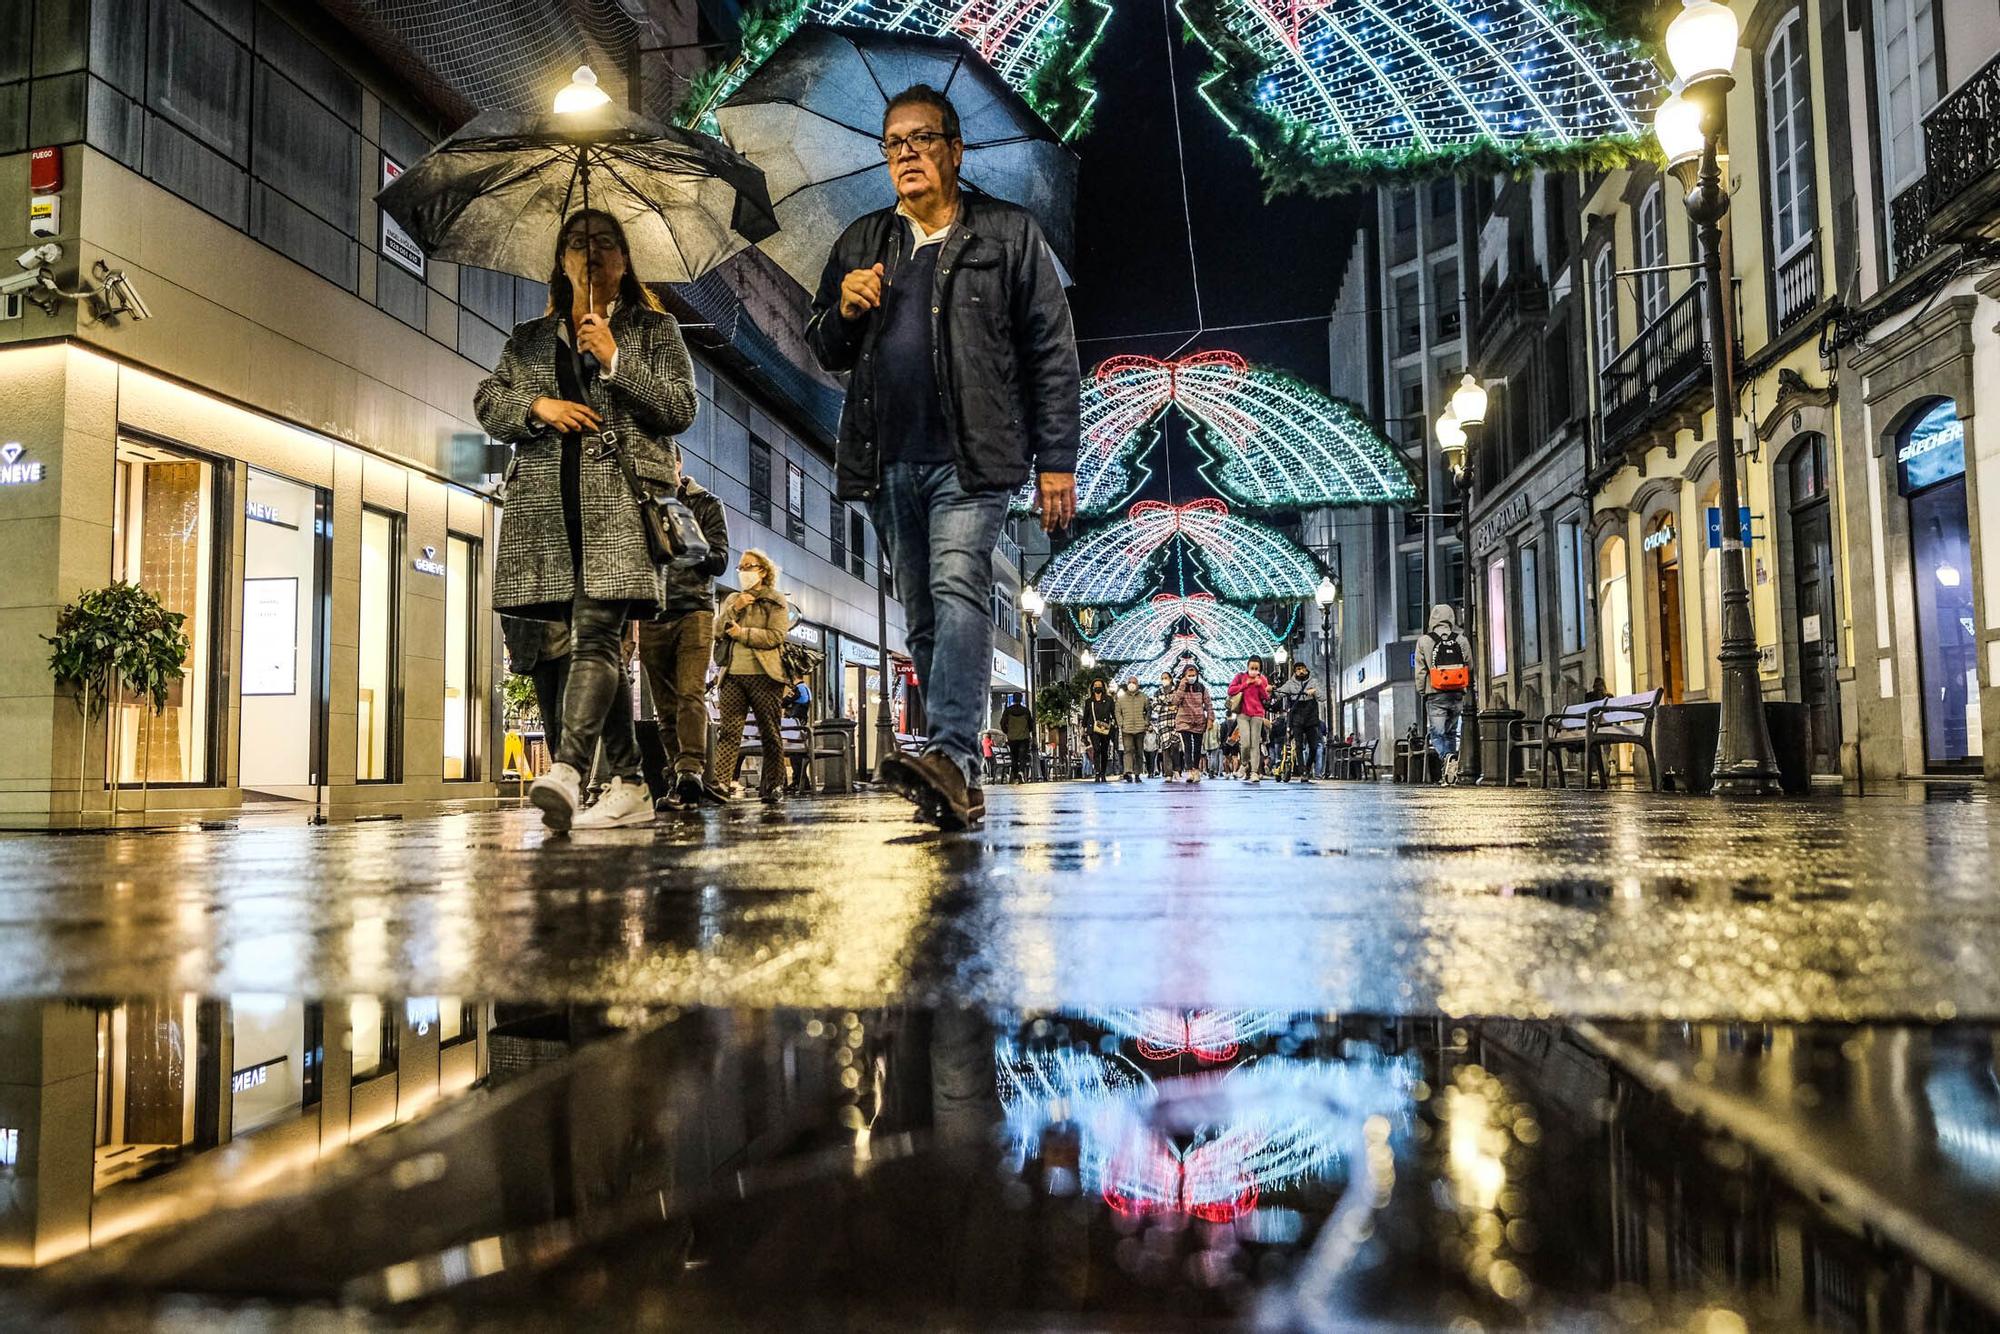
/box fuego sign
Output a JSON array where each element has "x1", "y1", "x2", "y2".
[{"x1": 0, "y1": 442, "x2": 44, "y2": 485}]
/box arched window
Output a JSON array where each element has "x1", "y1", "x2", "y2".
[{"x1": 1597, "y1": 534, "x2": 1634, "y2": 696}]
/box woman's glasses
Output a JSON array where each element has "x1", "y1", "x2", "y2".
[{"x1": 564, "y1": 233, "x2": 622, "y2": 254}]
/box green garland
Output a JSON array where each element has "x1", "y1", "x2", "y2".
[
  {"x1": 1177, "y1": 0, "x2": 1663, "y2": 200},
  {"x1": 676, "y1": 0, "x2": 1108, "y2": 142}
]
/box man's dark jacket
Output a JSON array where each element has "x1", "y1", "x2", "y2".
[
  {"x1": 660, "y1": 475, "x2": 729, "y2": 617},
  {"x1": 806, "y1": 194, "x2": 1080, "y2": 501}
]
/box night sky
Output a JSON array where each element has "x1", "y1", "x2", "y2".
[{"x1": 1064, "y1": 0, "x2": 1369, "y2": 390}]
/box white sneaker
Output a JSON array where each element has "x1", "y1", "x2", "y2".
[
  {"x1": 1442, "y1": 755, "x2": 1461, "y2": 785},
  {"x1": 529, "y1": 762, "x2": 584, "y2": 833},
  {"x1": 572, "y1": 777, "x2": 654, "y2": 829}
]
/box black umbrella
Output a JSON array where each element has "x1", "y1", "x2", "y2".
[
  {"x1": 713, "y1": 25, "x2": 1078, "y2": 293},
  {"x1": 377, "y1": 83, "x2": 778, "y2": 303}
]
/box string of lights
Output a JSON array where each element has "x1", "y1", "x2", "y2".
[
  {"x1": 1088, "y1": 594, "x2": 1281, "y2": 663},
  {"x1": 1036, "y1": 499, "x2": 1324, "y2": 605}
]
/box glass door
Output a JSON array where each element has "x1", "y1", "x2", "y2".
[
  {"x1": 1910, "y1": 478, "x2": 1981, "y2": 768},
  {"x1": 1790, "y1": 499, "x2": 1842, "y2": 773},
  {"x1": 111, "y1": 441, "x2": 217, "y2": 786},
  {"x1": 240, "y1": 470, "x2": 329, "y2": 795}
]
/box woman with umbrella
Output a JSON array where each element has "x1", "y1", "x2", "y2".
[{"x1": 474, "y1": 209, "x2": 698, "y2": 833}]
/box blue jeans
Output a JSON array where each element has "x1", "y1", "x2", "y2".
[
  {"x1": 1425, "y1": 694, "x2": 1466, "y2": 760},
  {"x1": 870, "y1": 463, "x2": 1009, "y2": 784}
]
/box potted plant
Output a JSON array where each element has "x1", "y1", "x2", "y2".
[{"x1": 44, "y1": 582, "x2": 191, "y2": 816}]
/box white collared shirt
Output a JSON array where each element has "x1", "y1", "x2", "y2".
[
  {"x1": 560, "y1": 297, "x2": 621, "y2": 379},
  {"x1": 896, "y1": 200, "x2": 956, "y2": 252}
]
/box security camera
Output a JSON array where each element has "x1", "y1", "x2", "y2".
[
  {"x1": 0, "y1": 268, "x2": 48, "y2": 298},
  {"x1": 89, "y1": 260, "x2": 152, "y2": 322},
  {"x1": 15, "y1": 243, "x2": 61, "y2": 271}
]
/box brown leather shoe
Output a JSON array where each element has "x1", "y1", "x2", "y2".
[
  {"x1": 907, "y1": 752, "x2": 980, "y2": 830},
  {"x1": 876, "y1": 751, "x2": 940, "y2": 823}
]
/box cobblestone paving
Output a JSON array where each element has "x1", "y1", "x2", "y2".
[{"x1": 1, "y1": 782, "x2": 1995, "y2": 1018}]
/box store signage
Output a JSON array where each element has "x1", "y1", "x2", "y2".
[
  {"x1": 1472, "y1": 492, "x2": 1531, "y2": 556},
  {"x1": 246, "y1": 499, "x2": 286, "y2": 526},
  {"x1": 840, "y1": 639, "x2": 879, "y2": 667},
  {"x1": 786, "y1": 620, "x2": 824, "y2": 648},
  {"x1": 992, "y1": 650, "x2": 1026, "y2": 689},
  {"x1": 1641, "y1": 524, "x2": 1675, "y2": 553},
  {"x1": 412, "y1": 544, "x2": 447, "y2": 577},
  {"x1": 230, "y1": 1055, "x2": 287, "y2": 1095},
  {"x1": 0, "y1": 442, "x2": 44, "y2": 485},
  {"x1": 380, "y1": 156, "x2": 426, "y2": 279},
  {"x1": 1705, "y1": 506, "x2": 1753, "y2": 550}
]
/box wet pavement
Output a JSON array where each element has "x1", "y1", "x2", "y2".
[{"x1": 2, "y1": 781, "x2": 1998, "y2": 1328}]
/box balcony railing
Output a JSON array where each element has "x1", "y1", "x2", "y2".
[
  {"x1": 1774, "y1": 240, "x2": 1818, "y2": 332},
  {"x1": 1890, "y1": 180, "x2": 1939, "y2": 276},
  {"x1": 1474, "y1": 272, "x2": 1549, "y2": 347},
  {"x1": 1598, "y1": 282, "x2": 1708, "y2": 448},
  {"x1": 1923, "y1": 53, "x2": 2000, "y2": 240}
]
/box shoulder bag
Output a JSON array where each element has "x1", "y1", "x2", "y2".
[{"x1": 604, "y1": 429, "x2": 709, "y2": 567}]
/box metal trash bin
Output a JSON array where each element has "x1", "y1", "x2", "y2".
[
  {"x1": 1763, "y1": 701, "x2": 1813, "y2": 795},
  {"x1": 1476, "y1": 709, "x2": 1525, "y2": 785},
  {"x1": 813, "y1": 718, "x2": 856, "y2": 794}
]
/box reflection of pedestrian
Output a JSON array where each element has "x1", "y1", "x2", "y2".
[
  {"x1": 635, "y1": 445, "x2": 730, "y2": 810},
  {"x1": 712, "y1": 549, "x2": 792, "y2": 804},
  {"x1": 476, "y1": 209, "x2": 697, "y2": 832},
  {"x1": 502, "y1": 615, "x2": 570, "y2": 759}
]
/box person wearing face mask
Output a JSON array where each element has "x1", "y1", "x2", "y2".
[
  {"x1": 1113, "y1": 676, "x2": 1150, "y2": 782},
  {"x1": 1170, "y1": 666, "x2": 1214, "y2": 783},
  {"x1": 475, "y1": 209, "x2": 697, "y2": 833},
  {"x1": 1080, "y1": 677, "x2": 1117, "y2": 783},
  {"x1": 711, "y1": 549, "x2": 793, "y2": 805},
  {"x1": 1272, "y1": 662, "x2": 1322, "y2": 782}
]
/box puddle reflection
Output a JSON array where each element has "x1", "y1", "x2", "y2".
[{"x1": 3, "y1": 1004, "x2": 1997, "y2": 1331}]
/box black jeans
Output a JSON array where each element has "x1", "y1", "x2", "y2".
[
  {"x1": 530, "y1": 658, "x2": 569, "y2": 759},
  {"x1": 554, "y1": 595, "x2": 640, "y2": 782},
  {"x1": 1088, "y1": 732, "x2": 1113, "y2": 780},
  {"x1": 1008, "y1": 740, "x2": 1032, "y2": 783}
]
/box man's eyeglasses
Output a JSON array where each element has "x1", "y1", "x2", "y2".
[
  {"x1": 564, "y1": 233, "x2": 622, "y2": 253},
  {"x1": 879, "y1": 130, "x2": 951, "y2": 159}
]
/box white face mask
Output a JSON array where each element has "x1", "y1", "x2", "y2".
[{"x1": 740, "y1": 567, "x2": 763, "y2": 588}]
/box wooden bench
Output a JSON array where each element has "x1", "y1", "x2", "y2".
[
  {"x1": 703, "y1": 702, "x2": 842, "y2": 792},
  {"x1": 1515, "y1": 690, "x2": 1663, "y2": 789}
]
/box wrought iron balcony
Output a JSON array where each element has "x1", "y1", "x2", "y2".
[
  {"x1": 1890, "y1": 180, "x2": 1939, "y2": 276},
  {"x1": 1923, "y1": 53, "x2": 2000, "y2": 243},
  {"x1": 1774, "y1": 240, "x2": 1819, "y2": 333},
  {"x1": 1473, "y1": 272, "x2": 1549, "y2": 348},
  {"x1": 1597, "y1": 282, "x2": 1709, "y2": 451}
]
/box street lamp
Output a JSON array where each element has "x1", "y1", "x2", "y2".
[
  {"x1": 552, "y1": 65, "x2": 612, "y2": 115},
  {"x1": 1438, "y1": 393, "x2": 1484, "y2": 780},
  {"x1": 1314, "y1": 574, "x2": 1339, "y2": 774},
  {"x1": 1080, "y1": 649, "x2": 1097, "y2": 671},
  {"x1": 1660, "y1": 0, "x2": 1781, "y2": 795},
  {"x1": 1020, "y1": 586, "x2": 1045, "y2": 774},
  {"x1": 1272, "y1": 645, "x2": 1288, "y2": 666}
]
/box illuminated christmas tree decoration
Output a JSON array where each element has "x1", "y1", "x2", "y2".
[
  {"x1": 1019, "y1": 350, "x2": 1415, "y2": 515},
  {"x1": 1036, "y1": 500, "x2": 1323, "y2": 604},
  {"x1": 679, "y1": 0, "x2": 1113, "y2": 140},
  {"x1": 1089, "y1": 594, "x2": 1279, "y2": 663},
  {"x1": 1178, "y1": 0, "x2": 1664, "y2": 194},
  {"x1": 1130, "y1": 633, "x2": 1241, "y2": 694},
  {"x1": 1090, "y1": 1008, "x2": 1295, "y2": 1063}
]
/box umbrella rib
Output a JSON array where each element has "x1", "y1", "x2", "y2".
[
  {"x1": 409, "y1": 144, "x2": 575, "y2": 248},
  {"x1": 593, "y1": 152, "x2": 696, "y2": 281},
  {"x1": 771, "y1": 157, "x2": 884, "y2": 209}
]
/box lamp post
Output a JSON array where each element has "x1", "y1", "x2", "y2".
[
  {"x1": 1437, "y1": 375, "x2": 1486, "y2": 778},
  {"x1": 1020, "y1": 586, "x2": 1044, "y2": 778},
  {"x1": 1314, "y1": 574, "x2": 1338, "y2": 776},
  {"x1": 1656, "y1": 0, "x2": 1781, "y2": 795}
]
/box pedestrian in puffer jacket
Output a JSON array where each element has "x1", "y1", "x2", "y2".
[
  {"x1": 1113, "y1": 677, "x2": 1150, "y2": 781},
  {"x1": 1170, "y1": 666, "x2": 1214, "y2": 782}
]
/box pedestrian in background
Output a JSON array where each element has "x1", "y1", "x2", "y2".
[
  {"x1": 1152, "y1": 673, "x2": 1176, "y2": 776},
  {"x1": 1272, "y1": 662, "x2": 1321, "y2": 782},
  {"x1": 1415, "y1": 602, "x2": 1473, "y2": 784},
  {"x1": 1114, "y1": 676, "x2": 1150, "y2": 782},
  {"x1": 634, "y1": 443, "x2": 730, "y2": 811},
  {"x1": 1171, "y1": 666, "x2": 1213, "y2": 783},
  {"x1": 999, "y1": 694, "x2": 1034, "y2": 782},
  {"x1": 476, "y1": 208, "x2": 697, "y2": 833},
  {"x1": 808, "y1": 83, "x2": 1080, "y2": 830},
  {"x1": 502, "y1": 614, "x2": 570, "y2": 761},
  {"x1": 1227, "y1": 655, "x2": 1274, "y2": 784},
  {"x1": 1081, "y1": 678, "x2": 1117, "y2": 783},
  {"x1": 711, "y1": 549, "x2": 793, "y2": 804}
]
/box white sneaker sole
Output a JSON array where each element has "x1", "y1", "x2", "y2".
[
  {"x1": 529, "y1": 781, "x2": 577, "y2": 833},
  {"x1": 573, "y1": 805, "x2": 654, "y2": 829}
]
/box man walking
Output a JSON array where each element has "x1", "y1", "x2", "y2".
[
  {"x1": 1227, "y1": 656, "x2": 1274, "y2": 784},
  {"x1": 502, "y1": 614, "x2": 570, "y2": 759},
  {"x1": 1114, "y1": 676, "x2": 1150, "y2": 782},
  {"x1": 1415, "y1": 603, "x2": 1473, "y2": 783},
  {"x1": 634, "y1": 443, "x2": 730, "y2": 810},
  {"x1": 1271, "y1": 661, "x2": 1321, "y2": 781},
  {"x1": 808, "y1": 83, "x2": 1080, "y2": 830},
  {"x1": 998, "y1": 694, "x2": 1034, "y2": 783}
]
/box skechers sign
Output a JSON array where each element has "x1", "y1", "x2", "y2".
[
  {"x1": 412, "y1": 545, "x2": 447, "y2": 577},
  {"x1": 0, "y1": 442, "x2": 44, "y2": 486}
]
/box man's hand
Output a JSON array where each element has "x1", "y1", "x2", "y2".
[
  {"x1": 576, "y1": 313, "x2": 617, "y2": 366},
  {"x1": 531, "y1": 397, "x2": 602, "y2": 433},
  {"x1": 1037, "y1": 471, "x2": 1076, "y2": 534},
  {"x1": 839, "y1": 264, "x2": 886, "y2": 321}
]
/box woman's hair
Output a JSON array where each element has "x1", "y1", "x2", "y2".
[
  {"x1": 738, "y1": 547, "x2": 781, "y2": 591},
  {"x1": 547, "y1": 209, "x2": 665, "y2": 315}
]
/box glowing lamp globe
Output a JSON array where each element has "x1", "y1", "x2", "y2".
[
  {"x1": 1020, "y1": 586, "x2": 1046, "y2": 618},
  {"x1": 1664, "y1": 0, "x2": 1740, "y2": 90},
  {"x1": 1314, "y1": 575, "x2": 1339, "y2": 608},
  {"x1": 1436, "y1": 411, "x2": 1468, "y2": 474},
  {"x1": 1273, "y1": 646, "x2": 1289, "y2": 665},
  {"x1": 1654, "y1": 86, "x2": 1706, "y2": 177},
  {"x1": 1081, "y1": 649, "x2": 1097, "y2": 669},
  {"x1": 1450, "y1": 374, "x2": 1488, "y2": 428},
  {"x1": 554, "y1": 65, "x2": 611, "y2": 115}
]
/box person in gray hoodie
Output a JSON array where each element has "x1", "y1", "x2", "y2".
[{"x1": 1413, "y1": 602, "x2": 1474, "y2": 783}]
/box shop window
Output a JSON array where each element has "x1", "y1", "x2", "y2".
[
  {"x1": 357, "y1": 508, "x2": 400, "y2": 782},
  {"x1": 1556, "y1": 517, "x2": 1586, "y2": 655},
  {"x1": 229, "y1": 994, "x2": 305, "y2": 1137},
  {"x1": 443, "y1": 534, "x2": 478, "y2": 780},
  {"x1": 1897, "y1": 401, "x2": 1981, "y2": 767},
  {"x1": 240, "y1": 469, "x2": 326, "y2": 791},
  {"x1": 112, "y1": 440, "x2": 217, "y2": 786},
  {"x1": 748, "y1": 436, "x2": 773, "y2": 526},
  {"x1": 1646, "y1": 513, "x2": 1687, "y2": 703},
  {"x1": 850, "y1": 510, "x2": 868, "y2": 580},
  {"x1": 1486, "y1": 557, "x2": 1508, "y2": 677},
  {"x1": 349, "y1": 995, "x2": 398, "y2": 1082},
  {"x1": 830, "y1": 496, "x2": 847, "y2": 568},
  {"x1": 1597, "y1": 534, "x2": 1633, "y2": 696},
  {"x1": 94, "y1": 996, "x2": 225, "y2": 1186},
  {"x1": 1519, "y1": 542, "x2": 1543, "y2": 667}
]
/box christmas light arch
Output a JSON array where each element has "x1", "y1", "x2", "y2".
[
  {"x1": 1130, "y1": 633, "x2": 1241, "y2": 693},
  {"x1": 1178, "y1": 0, "x2": 1663, "y2": 195},
  {"x1": 1016, "y1": 351, "x2": 1416, "y2": 516},
  {"x1": 678, "y1": 0, "x2": 1113, "y2": 140},
  {"x1": 1035, "y1": 500, "x2": 1323, "y2": 605},
  {"x1": 1089, "y1": 594, "x2": 1279, "y2": 664}
]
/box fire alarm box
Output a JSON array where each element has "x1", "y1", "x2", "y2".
[
  {"x1": 29, "y1": 148, "x2": 62, "y2": 194},
  {"x1": 29, "y1": 195, "x2": 59, "y2": 238}
]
